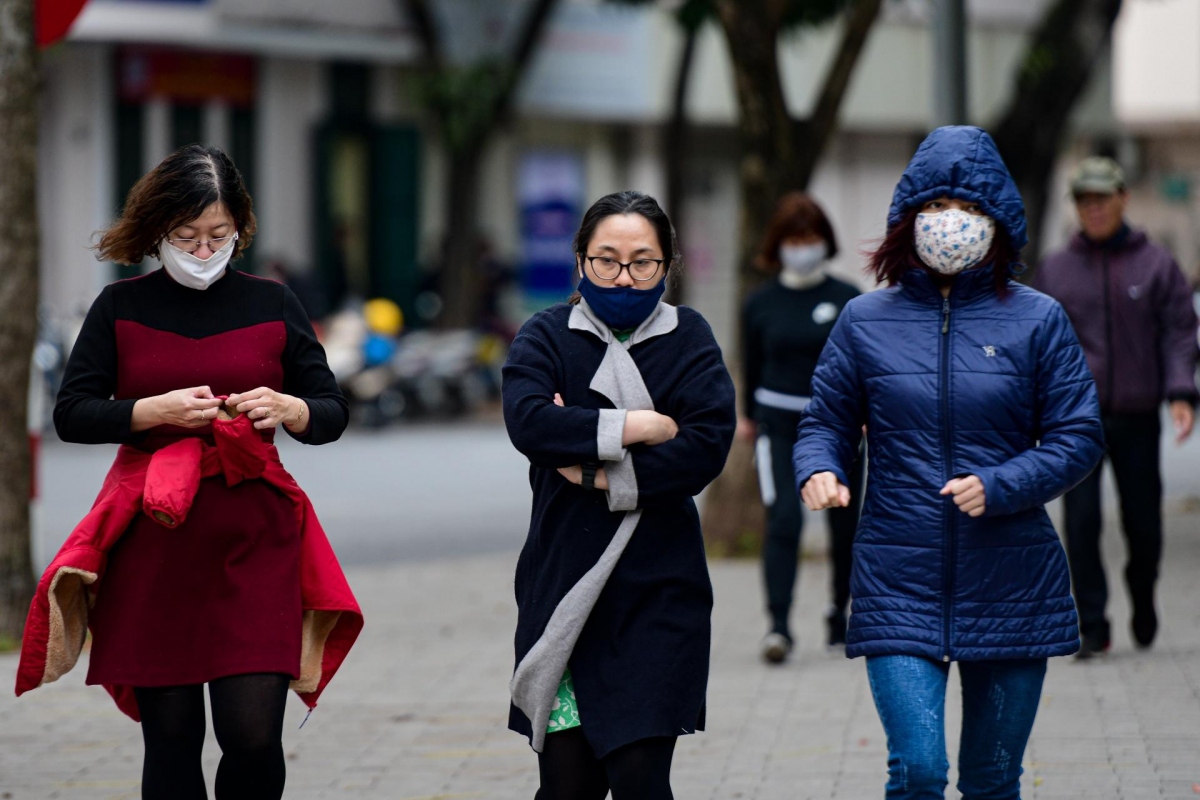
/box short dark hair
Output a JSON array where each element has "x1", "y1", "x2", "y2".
[
  {"x1": 865, "y1": 208, "x2": 1021, "y2": 297},
  {"x1": 96, "y1": 144, "x2": 256, "y2": 265},
  {"x1": 756, "y1": 192, "x2": 838, "y2": 272},
  {"x1": 568, "y1": 191, "x2": 680, "y2": 303}
]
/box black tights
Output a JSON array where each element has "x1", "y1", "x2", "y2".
[
  {"x1": 536, "y1": 729, "x2": 677, "y2": 800},
  {"x1": 134, "y1": 672, "x2": 290, "y2": 800}
]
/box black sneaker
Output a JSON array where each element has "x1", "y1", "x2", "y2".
[
  {"x1": 826, "y1": 608, "x2": 848, "y2": 647},
  {"x1": 1075, "y1": 632, "x2": 1111, "y2": 660},
  {"x1": 1131, "y1": 603, "x2": 1158, "y2": 649}
]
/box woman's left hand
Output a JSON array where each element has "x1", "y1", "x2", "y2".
[
  {"x1": 558, "y1": 464, "x2": 609, "y2": 491},
  {"x1": 227, "y1": 387, "x2": 309, "y2": 432},
  {"x1": 941, "y1": 475, "x2": 986, "y2": 517}
]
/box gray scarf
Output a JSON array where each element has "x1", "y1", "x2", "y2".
[{"x1": 509, "y1": 299, "x2": 678, "y2": 752}]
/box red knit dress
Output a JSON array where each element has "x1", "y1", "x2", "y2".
[{"x1": 53, "y1": 268, "x2": 348, "y2": 688}]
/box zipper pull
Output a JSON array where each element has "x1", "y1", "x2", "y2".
[{"x1": 941, "y1": 299, "x2": 951, "y2": 335}]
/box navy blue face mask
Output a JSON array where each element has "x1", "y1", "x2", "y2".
[{"x1": 577, "y1": 271, "x2": 667, "y2": 330}]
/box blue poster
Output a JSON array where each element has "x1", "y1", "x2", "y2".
[{"x1": 519, "y1": 151, "x2": 584, "y2": 306}]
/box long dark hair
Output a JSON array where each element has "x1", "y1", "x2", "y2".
[
  {"x1": 568, "y1": 191, "x2": 680, "y2": 304},
  {"x1": 866, "y1": 207, "x2": 1021, "y2": 297},
  {"x1": 96, "y1": 144, "x2": 256, "y2": 264}
]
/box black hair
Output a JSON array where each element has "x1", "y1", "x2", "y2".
[
  {"x1": 568, "y1": 191, "x2": 680, "y2": 303},
  {"x1": 97, "y1": 144, "x2": 256, "y2": 264}
]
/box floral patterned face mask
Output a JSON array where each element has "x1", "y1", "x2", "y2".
[{"x1": 913, "y1": 209, "x2": 996, "y2": 275}]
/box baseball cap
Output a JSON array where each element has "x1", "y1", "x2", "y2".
[{"x1": 1070, "y1": 157, "x2": 1125, "y2": 196}]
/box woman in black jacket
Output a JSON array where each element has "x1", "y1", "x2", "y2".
[
  {"x1": 740, "y1": 192, "x2": 862, "y2": 662},
  {"x1": 502, "y1": 191, "x2": 736, "y2": 799}
]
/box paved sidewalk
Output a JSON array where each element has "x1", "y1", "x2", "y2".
[{"x1": 2, "y1": 508, "x2": 1200, "y2": 799}]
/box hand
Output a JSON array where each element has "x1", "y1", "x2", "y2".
[
  {"x1": 737, "y1": 417, "x2": 757, "y2": 442},
  {"x1": 227, "y1": 387, "x2": 308, "y2": 432},
  {"x1": 941, "y1": 475, "x2": 986, "y2": 517},
  {"x1": 1170, "y1": 400, "x2": 1194, "y2": 444},
  {"x1": 554, "y1": 393, "x2": 677, "y2": 447},
  {"x1": 557, "y1": 464, "x2": 609, "y2": 490},
  {"x1": 132, "y1": 386, "x2": 223, "y2": 431},
  {"x1": 801, "y1": 471, "x2": 851, "y2": 511},
  {"x1": 624, "y1": 410, "x2": 678, "y2": 446}
]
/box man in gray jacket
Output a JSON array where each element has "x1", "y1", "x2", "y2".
[{"x1": 1035, "y1": 157, "x2": 1199, "y2": 658}]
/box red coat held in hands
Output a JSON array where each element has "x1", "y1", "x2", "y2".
[{"x1": 15, "y1": 409, "x2": 363, "y2": 721}]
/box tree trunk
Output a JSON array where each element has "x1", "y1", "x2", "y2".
[
  {"x1": 0, "y1": 0, "x2": 39, "y2": 643},
  {"x1": 438, "y1": 143, "x2": 485, "y2": 328},
  {"x1": 400, "y1": 0, "x2": 562, "y2": 328},
  {"x1": 713, "y1": 0, "x2": 796, "y2": 302},
  {"x1": 702, "y1": 0, "x2": 883, "y2": 556},
  {"x1": 991, "y1": 0, "x2": 1123, "y2": 267},
  {"x1": 663, "y1": 23, "x2": 698, "y2": 306}
]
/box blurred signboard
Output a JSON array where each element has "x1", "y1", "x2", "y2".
[
  {"x1": 518, "y1": 4, "x2": 654, "y2": 120},
  {"x1": 213, "y1": 0, "x2": 407, "y2": 34},
  {"x1": 519, "y1": 151, "x2": 585, "y2": 304},
  {"x1": 118, "y1": 46, "x2": 256, "y2": 107}
]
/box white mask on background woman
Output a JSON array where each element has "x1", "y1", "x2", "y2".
[
  {"x1": 159, "y1": 232, "x2": 239, "y2": 291},
  {"x1": 913, "y1": 209, "x2": 995, "y2": 275},
  {"x1": 778, "y1": 242, "x2": 828, "y2": 276}
]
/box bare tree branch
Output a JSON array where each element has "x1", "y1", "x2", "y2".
[
  {"x1": 991, "y1": 0, "x2": 1122, "y2": 264},
  {"x1": 400, "y1": 0, "x2": 445, "y2": 69},
  {"x1": 493, "y1": 0, "x2": 560, "y2": 124},
  {"x1": 796, "y1": 0, "x2": 884, "y2": 184}
]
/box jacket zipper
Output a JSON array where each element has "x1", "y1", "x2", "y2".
[
  {"x1": 940, "y1": 297, "x2": 955, "y2": 663},
  {"x1": 1101, "y1": 251, "x2": 1114, "y2": 411}
]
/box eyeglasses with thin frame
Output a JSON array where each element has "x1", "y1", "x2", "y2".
[
  {"x1": 583, "y1": 254, "x2": 665, "y2": 282},
  {"x1": 166, "y1": 231, "x2": 239, "y2": 254}
]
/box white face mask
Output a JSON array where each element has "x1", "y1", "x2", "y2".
[
  {"x1": 159, "y1": 232, "x2": 239, "y2": 291},
  {"x1": 779, "y1": 242, "x2": 828, "y2": 276},
  {"x1": 913, "y1": 209, "x2": 995, "y2": 275}
]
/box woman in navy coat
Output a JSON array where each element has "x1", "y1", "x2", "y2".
[
  {"x1": 502, "y1": 191, "x2": 736, "y2": 799},
  {"x1": 794, "y1": 126, "x2": 1104, "y2": 799}
]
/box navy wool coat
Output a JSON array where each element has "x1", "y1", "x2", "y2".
[
  {"x1": 503, "y1": 302, "x2": 736, "y2": 757},
  {"x1": 794, "y1": 126, "x2": 1105, "y2": 662}
]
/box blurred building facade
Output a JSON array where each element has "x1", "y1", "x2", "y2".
[
  {"x1": 39, "y1": 0, "x2": 1118, "y2": 354},
  {"x1": 1112, "y1": 0, "x2": 1200, "y2": 285}
]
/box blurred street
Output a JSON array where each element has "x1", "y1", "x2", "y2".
[{"x1": 3, "y1": 420, "x2": 1200, "y2": 799}]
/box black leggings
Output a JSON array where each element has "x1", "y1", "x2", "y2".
[
  {"x1": 536, "y1": 729, "x2": 677, "y2": 800},
  {"x1": 133, "y1": 672, "x2": 290, "y2": 800},
  {"x1": 759, "y1": 406, "x2": 863, "y2": 637}
]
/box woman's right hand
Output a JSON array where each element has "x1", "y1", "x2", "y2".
[
  {"x1": 801, "y1": 471, "x2": 851, "y2": 511},
  {"x1": 131, "y1": 386, "x2": 224, "y2": 431},
  {"x1": 552, "y1": 393, "x2": 677, "y2": 447},
  {"x1": 624, "y1": 410, "x2": 679, "y2": 446}
]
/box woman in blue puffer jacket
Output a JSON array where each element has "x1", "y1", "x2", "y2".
[{"x1": 793, "y1": 126, "x2": 1104, "y2": 800}]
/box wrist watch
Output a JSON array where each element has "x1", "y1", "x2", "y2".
[{"x1": 581, "y1": 461, "x2": 601, "y2": 491}]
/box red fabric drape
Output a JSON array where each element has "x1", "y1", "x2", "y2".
[{"x1": 37, "y1": 0, "x2": 90, "y2": 48}]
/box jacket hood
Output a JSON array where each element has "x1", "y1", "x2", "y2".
[{"x1": 888, "y1": 126, "x2": 1028, "y2": 251}]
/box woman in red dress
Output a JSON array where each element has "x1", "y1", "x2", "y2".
[{"x1": 54, "y1": 145, "x2": 349, "y2": 799}]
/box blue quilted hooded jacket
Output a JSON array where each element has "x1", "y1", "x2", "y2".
[{"x1": 794, "y1": 126, "x2": 1104, "y2": 662}]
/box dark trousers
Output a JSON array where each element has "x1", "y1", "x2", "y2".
[
  {"x1": 1063, "y1": 412, "x2": 1163, "y2": 642},
  {"x1": 759, "y1": 406, "x2": 863, "y2": 637}
]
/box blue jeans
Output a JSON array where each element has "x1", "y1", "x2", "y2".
[{"x1": 865, "y1": 655, "x2": 1047, "y2": 800}]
